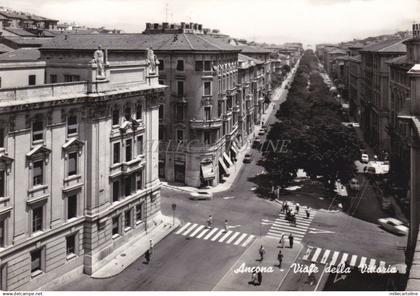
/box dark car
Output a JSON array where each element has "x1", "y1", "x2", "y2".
[{"x1": 243, "y1": 152, "x2": 253, "y2": 163}]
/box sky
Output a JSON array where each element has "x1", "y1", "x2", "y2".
[{"x1": 2, "y1": 0, "x2": 420, "y2": 45}]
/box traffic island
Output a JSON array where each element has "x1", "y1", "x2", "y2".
[{"x1": 212, "y1": 236, "x2": 303, "y2": 291}]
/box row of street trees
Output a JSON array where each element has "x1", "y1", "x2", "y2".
[{"x1": 261, "y1": 50, "x2": 362, "y2": 191}]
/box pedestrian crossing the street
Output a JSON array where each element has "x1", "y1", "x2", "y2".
[
  {"x1": 265, "y1": 201, "x2": 316, "y2": 243},
  {"x1": 175, "y1": 222, "x2": 255, "y2": 248},
  {"x1": 302, "y1": 246, "x2": 391, "y2": 270}
]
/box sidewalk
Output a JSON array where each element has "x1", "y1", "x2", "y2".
[
  {"x1": 162, "y1": 62, "x2": 300, "y2": 195},
  {"x1": 92, "y1": 214, "x2": 180, "y2": 278},
  {"x1": 213, "y1": 236, "x2": 303, "y2": 291}
]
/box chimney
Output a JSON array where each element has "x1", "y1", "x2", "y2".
[
  {"x1": 162, "y1": 22, "x2": 169, "y2": 30},
  {"x1": 198, "y1": 24, "x2": 202, "y2": 31},
  {"x1": 146, "y1": 22, "x2": 152, "y2": 29},
  {"x1": 153, "y1": 23, "x2": 159, "y2": 29},
  {"x1": 181, "y1": 22, "x2": 186, "y2": 29},
  {"x1": 190, "y1": 22, "x2": 193, "y2": 29},
  {"x1": 193, "y1": 23, "x2": 198, "y2": 30},
  {"x1": 414, "y1": 23, "x2": 420, "y2": 39}
]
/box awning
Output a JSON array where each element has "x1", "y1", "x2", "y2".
[
  {"x1": 218, "y1": 158, "x2": 229, "y2": 176},
  {"x1": 230, "y1": 145, "x2": 238, "y2": 156},
  {"x1": 223, "y1": 152, "x2": 233, "y2": 167},
  {"x1": 201, "y1": 163, "x2": 215, "y2": 180}
]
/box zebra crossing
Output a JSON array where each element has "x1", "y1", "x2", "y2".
[
  {"x1": 266, "y1": 202, "x2": 316, "y2": 243},
  {"x1": 302, "y1": 246, "x2": 391, "y2": 270},
  {"x1": 175, "y1": 222, "x2": 255, "y2": 248}
]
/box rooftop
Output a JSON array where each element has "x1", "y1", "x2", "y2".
[
  {"x1": 0, "y1": 48, "x2": 40, "y2": 62},
  {"x1": 2, "y1": 36, "x2": 54, "y2": 46},
  {"x1": 238, "y1": 53, "x2": 264, "y2": 65},
  {"x1": 41, "y1": 33, "x2": 241, "y2": 52},
  {"x1": 360, "y1": 38, "x2": 407, "y2": 53},
  {"x1": 3, "y1": 27, "x2": 36, "y2": 37}
]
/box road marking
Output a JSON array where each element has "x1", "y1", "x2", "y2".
[
  {"x1": 234, "y1": 233, "x2": 247, "y2": 246},
  {"x1": 369, "y1": 259, "x2": 376, "y2": 268},
  {"x1": 311, "y1": 248, "x2": 322, "y2": 262},
  {"x1": 350, "y1": 255, "x2": 357, "y2": 267},
  {"x1": 330, "y1": 251, "x2": 339, "y2": 265},
  {"x1": 176, "y1": 222, "x2": 191, "y2": 234},
  {"x1": 218, "y1": 231, "x2": 232, "y2": 243},
  {"x1": 320, "y1": 249, "x2": 331, "y2": 264},
  {"x1": 203, "y1": 228, "x2": 218, "y2": 240},
  {"x1": 211, "y1": 229, "x2": 225, "y2": 241},
  {"x1": 339, "y1": 253, "x2": 348, "y2": 265},
  {"x1": 196, "y1": 228, "x2": 209, "y2": 239},
  {"x1": 302, "y1": 246, "x2": 314, "y2": 261},
  {"x1": 241, "y1": 235, "x2": 255, "y2": 247},
  {"x1": 359, "y1": 257, "x2": 367, "y2": 268},
  {"x1": 223, "y1": 196, "x2": 235, "y2": 200},
  {"x1": 226, "y1": 231, "x2": 241, "y2": 244},
  {"x1": 189, "y1": 225, "x2": 205, "y2": 238},
  {"x1": 182, "y1": 223, "x2": 197, "y2": 236}
]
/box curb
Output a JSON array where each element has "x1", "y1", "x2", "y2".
[{"x1": 277, "y1": 242, "x2": 304, "y2": 291}]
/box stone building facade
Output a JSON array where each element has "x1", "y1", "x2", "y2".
[{"x1": 0, "y1": 34, "x2": 165, "y2": 290}]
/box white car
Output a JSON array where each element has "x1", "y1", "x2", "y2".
[
  {"x1": 189, "y1": 191, "x2": 213, "y2": 200},
  {"x1": 378, "y1": 218, "x2": 408, "y2": 236},
  {"x1": 361, "y1": 153, "x2": 369, "y2": 163}
]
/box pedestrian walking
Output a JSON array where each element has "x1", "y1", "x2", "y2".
[
  {"x1": 278, "y1": 250, "x2": 284, "y2": 268},
  {"x1": 276, "y1": 187, "x2": 280, "y2": 199},
  {"x1": 144, "y1": 249, "x2": 151, "y2": 264},
  {"x1": 207, "y1": 215, "x2": 213, "y2": 228},
  {"x1": 279, "y1": 234, "x2": 285, "y2": 248},
  {"x1": 306, "y1": 208, "x2": 310, "y2": 219},
  {"x1": 224, "y1": 219, "x2": 229, "y2": 233},
  {"x1": 289, "y1": 233, "x2": 294, "y2": 248},
  {"x1": 259, "y1": 245, "x2": 266, "y2": 261},
  {"x1": 251, "y1": 271, "x2": 258, "y2": 285},
  {"x1": 285, "y1": 203, "x2": 289, "y2": 212},
  {"x1": 257, "y1": 271, "x2": 262, "y2": 286},
  {"x1": 295, "y1": 203, "x2": 300, "y2": 213}
]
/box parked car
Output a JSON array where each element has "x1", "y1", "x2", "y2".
[
  {"x1": 377, "y1": 218, "x2": 408, "y2": 236},
  {"x1": 261, "y1": 125, "x2": 268, "y2": 132},
  {"x1": 349, "y1": 178, "x2": 360, "y2": 191},
  {"x1": 253, "y1": 136, "x2": 261, "y2": 148},
  {"x1": 258, "y1": 129, "x2": 265, "y2": 136},
  {"x1": 243, "y1": 152, "x2": 253, "y2": 163},
  {"x1": 361, "y1": 153, "x2": 369, "y2": 163},
  {"x1": 189, "y1": 191, "x2": 213, "y2": 200}
]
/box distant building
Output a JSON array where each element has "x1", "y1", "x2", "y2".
[{"x1": 0, "y1": 34, "x2": 166, "y2": 290}]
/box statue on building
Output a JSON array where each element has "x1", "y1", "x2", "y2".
[
  {"x1": 147, "y1": 47, "x2": 159, "y2": 73},
  {"x1": 92, "y1": 45, "x2": 106, "y2": 79}
]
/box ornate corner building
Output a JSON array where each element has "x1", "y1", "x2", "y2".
[{"x1": 0, "y1": 34, "x2": 166, "y2": 290}]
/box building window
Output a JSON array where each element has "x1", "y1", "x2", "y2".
[
  {"x1": 204, "y1": 131, "x2": 210, "y2": 145},
  {"x1": 0, "y1": 220, "x2": 4, "y2": 248},
  {"x1": 204, "y1": 61, "x2": 212, "y2": 71},
  {"x1": 33, "y1": 160, "x2": 43, "y2": 186},
  {"x1": 136, "y1": 104, "x2": 142, "y2": 120},
  {"x1": 50, "y1": 74, "x2": 57, "y2": 83},
  {"x1": 0, "y1": 128, "x2": 4, "y2": 148},
  {"x1": 32, "y1": 205, "x2": 43, "y2": 232},
  {"x1": 137, "y1": 135, "x2": 143, "y2": 155},
  {"x1": 125, "y1": 139, "x2": 132, "y2": 162},
  {"x1": 204, "y1": 81, "x2": 211, "y2": 96},
  {"x1": 158, "y1": 59, "x2": 164, "y2": 71},
  {"x1": 177, "y1": 130, "x2": 184, "y2": 143},
  {"x1": 218, "y1": 101, "x2": 223, "y2": 117},
  {"x1": 112, "y1": 216, "x2": 120, "y2": 236},
  {"x1": 112, "y1": 180, "x2": 120, "y2": 202},
  {"x1": 32, "y1": 119, "x2": 44, "y2": 142},
  {"x1": 176, "y1": 60, "x2": 184, "y2": 71},
  {"x1": 112, "y1": 108, "x2": 120, "y2": 125},
  {"x1": 64, "y1": 75, "x2": 80, "y2": 82},
  {"x1": 30, "y1": 249, "x2": 43, "y2": 274},
  {"x1": 67, "y1": 115, "x2": 78, "y2": 135},
  {"x1": 0, "y1": 77, "x2": 2, "y2": 88},
  {"x1": 136, "y1": 203, "x2": 143, "y2": 222},
  {"x1": 204, "y1": 107, "x2": 211, "y2": 120},
  {"x1": 66, "y1": 234, "x2": 76, "y2": 256},
  {"x1": 195, "y1": 61, "x2": 203, "y2": 71},
  {"x1": 136, "y1": 171, "x2": 143, "y2": 190},
  {"x1": 0, "y1": 171, "x2": 5, "y2": 197},
  {"x1": 124, "y1": 176, "x2": 133, "y2": 197},
  {"x1": 113, "y1": 142, "x2": 120, "y2": 164},
  {"x1": 124, "y1": 106, "x2": 131, "y2": 121},
  {"x1": 175, "y1": 104, "x2": 184, "y2": 121},
  {"x1": 177, "y1": 81, "x2": 184, "y2": 97},
  {"x1": 67, "y1": 194, "x2": 77, "y2": 219},
  {"x1": 28, "y1": 75, "x2": 36, "y2": 86},
  {"x1": 68, "y1": 152, "x2": 78, "y2": 176},
  {"x1": 159, "y1": 105, "x2": 164, "y2": 120},
  {"x1": 124, "y1": 210, "x2": 132, "y2": 229}
]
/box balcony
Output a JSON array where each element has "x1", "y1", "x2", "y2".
[
  {"x1": 223, "y1": 111, "x2": 233, "y2": 121},
  {"x1": 110, "y1": 156, "x2": 145, "y2": 178},
  {"x1": 171, "y1": 94, "x2": 188, "y2": 104},
  {"x1": 190, "y1": 118, "x2": 222, "y2": 129},
  {"x1": 226, "y1": 87, "x2": 237, "y2": 96},
  {"x1": 233, "y1": 105, "x2": 240, "y2": 113}
]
